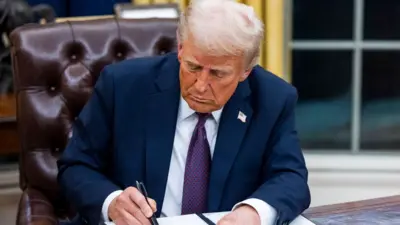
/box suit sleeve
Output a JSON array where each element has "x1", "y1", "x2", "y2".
[
  {"x1": 249, "y1": 88, "x2": 311, "y2": 225},
  {"x1": 57, "y1": 66, "x2": 121, "y2": 225}
]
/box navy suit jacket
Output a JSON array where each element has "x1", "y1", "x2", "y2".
[{"x1": 57, "y1": 52, "x2": 310, "y2": 225}]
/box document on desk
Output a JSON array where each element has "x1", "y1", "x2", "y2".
[{"x1": 105, "y1": 212, "x2": 315, "y2": 225}]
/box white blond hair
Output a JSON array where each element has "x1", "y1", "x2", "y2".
[{"x1": 178, "y1": 0, "x2": 264, "y2": 69}]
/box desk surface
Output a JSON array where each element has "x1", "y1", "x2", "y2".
[
  {"x1": 0, "y1": 93, "x2": 18, "y2": 155},
  {"x1": 0, "y1": 93, "x2": 15, "y2": 119},
  {"x1": 304, "y1": 195, "x2": 400, "y2": 224}
]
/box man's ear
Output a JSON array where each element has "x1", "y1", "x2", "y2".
[
  {"x1": 177, "y1": 42, "x2": 183, "y2": 52},
  {"x1": 239, "y1": 70, "x2": 251, "y2": 82},
  {"x1": 177, "y1": 35, "x2": 183, "y2": 62},
  {"x1": 177, "y1": 43, "x2": 183, "y2": 62}
]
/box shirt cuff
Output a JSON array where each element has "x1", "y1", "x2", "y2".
[
  {"x1": 232, "y1": 198, "x2": 277, "y2": 225},
  {"x1": 101, "y1": 190, "x2": 123, "y2": 223}
]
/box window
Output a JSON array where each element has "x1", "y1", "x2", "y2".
[
  {"x1": 293, "y1": 50, "x2": 352, "y2": 149},
  {"x1": 364, "y1": 0, "x2": 400, "y2": 40},
  {"x1": 290, "y1": 0, "x2": 400, "y2": 152},
  {"x1": 292, "y1": 0, "x2": 353, "y2": 40},
  {"x1": 361, "y1": 51, "x2": 400, "y2": 150}
]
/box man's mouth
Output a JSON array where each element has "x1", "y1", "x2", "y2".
[{"x1": 191, "y1": 96, "x2": 208, "y2": 103}]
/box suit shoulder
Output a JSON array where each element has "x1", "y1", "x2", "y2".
[
  {"x1": 101, "y1": 53, "x2": 171, "y2": 82},
  {"x1": 250, "y1": 65, "x2": 297, "y2": 98}
]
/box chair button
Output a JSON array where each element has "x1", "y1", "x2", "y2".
[
  {"x1": 116, "y1": 52, "x2": 122, "y2": 57},
  {"x1": 71, "y1": 54, "x2": 77, "y2": 60},
  {"x1": 50, "y1": 86, "x2": 56, "y2": 91}
]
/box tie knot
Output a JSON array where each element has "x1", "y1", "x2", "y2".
[{"x1": 196, "y1": 112, "x2": 211, "y2": 126}]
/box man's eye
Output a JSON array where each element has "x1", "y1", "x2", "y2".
[
  {"x1": 210, "y1": 70, "x2": 225, "y2": 78},
  {"x1": 188, "y1": 64, "x2": 201, "y2": 72}
]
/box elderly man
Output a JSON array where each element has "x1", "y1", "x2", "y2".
[{"x1": 57, "y1": 0, "x2": 310, "y2": 225}]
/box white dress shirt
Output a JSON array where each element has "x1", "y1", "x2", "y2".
[{"x1": 101, "y1": 97, "x2": 277, "y2": 225}]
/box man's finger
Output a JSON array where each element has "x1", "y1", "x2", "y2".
[
  {"x1": 147, "y1": 198, "x2": 157, "y2": 212},
  {"x1": 217, "y1": 218, "x2": 232, "y2": 225},
  {"x1": 217, "y1": 213, "x2": 236, "y2": 225},
  {"x1": 130, "y1": 203, "x2": 152, "y2": 225},
  {"x1": 114, "y1": 218, "x2": 128, "y2": 225},
  {"x1": 123, "y1": 202, "x2": 147, "y2": 224},
  {"x1": 120, "y1": 209, "x2": 141, "y2": 225},
  {"x1": 128, "y1": 190, "x2": 153, "y2": 217}
]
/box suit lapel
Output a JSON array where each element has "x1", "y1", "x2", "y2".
[
  {"x1": 145, "y1": 54, "x2": 181, "y2": 216},
  {"x1": 207, "y1": 80, "x2": 253, "y2": 212}
]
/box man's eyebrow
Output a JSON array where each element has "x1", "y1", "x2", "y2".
[
  {"x1": 210, "y1": 66, "x2": 233, "y2": 74},
  {"x1": 184, "y1": 59, "x2": 201, "y2": 66},
  {"x1": 184, "y1": 59, "x2": 233, "y2": 73}
]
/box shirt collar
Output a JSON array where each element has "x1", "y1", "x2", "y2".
[{"x1": 178, "y1": 96, "x2": 223, "y2": 123}]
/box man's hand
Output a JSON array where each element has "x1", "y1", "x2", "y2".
[
  {"x1": 108, "y1": 187, "x2": 157, "y2": 225},
  {"x1": 217, "y1": 205, "x2": 261, "y2": 225}
]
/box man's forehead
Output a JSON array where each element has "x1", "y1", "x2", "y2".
[{"x1": 184, "y1": 54, "x2": 236, "y2": 71}]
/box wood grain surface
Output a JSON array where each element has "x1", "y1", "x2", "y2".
[
  {"x1": 0, "y1": 93, "x2": 16, "y2": 118},
  {"x1": 0, "y1": 93, "x2": 18, "y2": 155},
  {"x1": 304, "y1": 195, "x2": 400, "y2": 224}
]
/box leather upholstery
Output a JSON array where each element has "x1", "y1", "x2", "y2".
[{"x1": 10, "y1": 17, "x2": 178, "y2": 224}]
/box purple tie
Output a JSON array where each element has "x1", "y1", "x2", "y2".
[{"x1": 181, "y1": 112, "x2": 211, "y2": 215}]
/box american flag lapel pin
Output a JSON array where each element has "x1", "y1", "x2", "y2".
[{"x1": 238, "y1": 111, "x2": 246, "y2": 123}]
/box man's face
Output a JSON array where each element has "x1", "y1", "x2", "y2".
[{"x1": 177, "y1": 37, "x2": 251, "y2": 113}]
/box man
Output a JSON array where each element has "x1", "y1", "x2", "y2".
[{"x1": 57, "y1": 0, "x2": 311, "y2": 225}]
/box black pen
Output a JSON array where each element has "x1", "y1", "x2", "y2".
[
  {"x1": 136, "y1": 181, "x2": 159, "y2": 225},
  {"x1": 196, "y1": 213, "x2": 216, "y2": 225}
]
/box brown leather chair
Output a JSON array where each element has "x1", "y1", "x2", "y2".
[{"x1": 10, "y1": 17, "x2": 178, "y2": 225}]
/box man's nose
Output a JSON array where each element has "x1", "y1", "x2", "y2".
[{"x1": 194, "y1": 70, "x2": 209, "y2": 93}]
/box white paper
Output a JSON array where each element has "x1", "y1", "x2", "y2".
[
  {"x1": 289, "y1": 215, "x2": 316, "y2": 225},
  {"x1": 105, "y1": 212, "x2": 315, "y2": 225},
  {"x1": 157, "y1": 212, "x2": 228, "y2": 225}
]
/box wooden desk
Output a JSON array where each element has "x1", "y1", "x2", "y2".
[
  {"x1": 304, "y1": 195, "x2": 400, "y2": 224},
  {"x1": 0, "y1": 93, "x2": 16, "y2": 118},
  {"x1": 0, "y1": 93, "x2": 18, "y2": 156}
]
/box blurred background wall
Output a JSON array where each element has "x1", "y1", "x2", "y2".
[{"x1": 0, "y1": 1, "x2": 399, "y2": 222}]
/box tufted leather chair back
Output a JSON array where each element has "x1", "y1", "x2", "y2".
[{"x1": 10, "y1": 18, "x2": 178, "y2": 220}]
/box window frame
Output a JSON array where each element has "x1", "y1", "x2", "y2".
[{"x1": 288, "y1": 0, "x2": 400, "y2": 153}]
